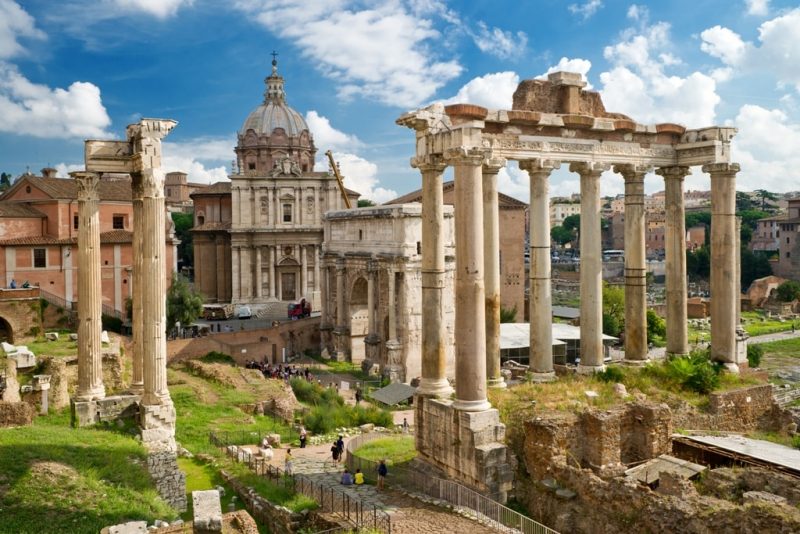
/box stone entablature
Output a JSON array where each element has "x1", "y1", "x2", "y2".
[{"x1": 320, "y1": 204, "x2": 455, "y2": 382}]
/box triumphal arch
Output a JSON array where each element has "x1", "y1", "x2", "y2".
[{"x1": 398, "y1": 72, "x2": 741, "y2": 500}]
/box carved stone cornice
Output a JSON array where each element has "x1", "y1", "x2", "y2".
[{"x1": 71, "y1": 171, "x2": 101, "y2": 201}]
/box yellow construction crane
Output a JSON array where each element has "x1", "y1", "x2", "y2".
[{"x1": 325, "y1": 150, "x2": 352, "y2": 209}]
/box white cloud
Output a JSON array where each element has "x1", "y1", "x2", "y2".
[
  {"x1": 699, "y1": 9, "x2": 800, "y2": 92},
  {"x1": 162, "y1": 136, "x2": 235, "y2": 184},
  {"x1": 305, "y1": 110, "x2": 362, "y2": 151},
  {"x1": 440, "y1": 71, "x2": 519, "y2": 109},
  {"x1": 0, "y1": 62, "x2": 111, "y2": 138},
  {"x1": 538, "y1": 57, "x2": 593, "y2": 88},
  {"x1": 598, "y1": 18, "x2": 720, "y2": 126},
  {"x1": 568, "y1": 0, "x2": 603, "y2": 20},
  {"x1": 316, "y1": 152, "x2": 397, "y2": 203},
  {"x1": 497, "y1": 162, "x2": 528, "y2": 202},
  {"x1": 731, "y1": 104, "x2": 800, "y2": 193},
  {"x1": 55, "y1": 162, "x2": 84, "y2": 177},
  {"x1": 745, "y1": 0, "x2": 769, "y2": 16},
  {"x1": 235, "y1": 0, "x2": 462, "y2": 108},
  {"x1": 470, "y1": 22, "x2": 527, "y2": 59},
  {"x1": 112, "y1": 0, "x2": 193, "y2": 18},
  {"x1": 0, "y1": 0, "x2": 45, "y2": 59}
]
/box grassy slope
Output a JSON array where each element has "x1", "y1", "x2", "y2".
[
  {"x1": 0, "y1": 410, "x2": 175, "y2": 534},
  {"x1": 754, "y1": 336, "x2": 800, "y2": 357},
  {"x1": 353, "y1": 436, "x2": 416, "y2": 465}
]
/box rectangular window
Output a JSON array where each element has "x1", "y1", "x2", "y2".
[
  {"x1": 113, "y1": 215, "x2": 125, "y2": 229},
  {"x1": 33, "y1": 248, "x2": 47, "y2": 268},
  {"x1": 283, "y1": 203, "x2": 292, "y2": 223},
  {"x1": 73, "y1": 214, "x2": 79, "y2": 229}
]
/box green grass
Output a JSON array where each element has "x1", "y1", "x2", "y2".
[
  {"x1": 741, "y1": 311, "x2": 796, "y2": 337},
  {"x1": 227, "y1": 463, "x2": 317, "y2": 512},
  {"x1": 178, "y1": 457, "x2": 238, "y2": 521},
  {"x1": 290, "y1": 378, "x2": 393, "y2": 434},
  {"x1": 753, "y1": 337, "x2": 800, "y2": 358},
  {"x1": 307, "y1": 353, "x2": 370, "y2": 381},
  {"x1": 353, "y1": 436, "x2": 416, "y2": 465},
  {"x1": 0, "y1": 409, "x2": 176, "y2": 534},
  {"x1": 23, "y1": 335, "x2": 79, "y2": 357}
]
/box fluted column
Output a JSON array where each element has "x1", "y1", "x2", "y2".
[
  {"x1": 521, "y1": 159, "x2": 559, "y2": 380},
  {"x1": 450, "y1": 148, "x2": 491, "y2": 412},
  {"x1": 335, "y1": 259, "x2": 346, "y2": 330},
  {"x1": 416, "y1": 158, "x2": 453, "y2": 398},
  {"x1": 705, "y1": 163, "x2": 740, "y2": 371},
  {"x1": 139, "y1": 167, "x2": 170, "y2": 405},
  {"x1": 659, "y1": 166, "x2": 690, "y2": 357},
  {"x1": 617, "y1": 164, "x2": 649, "y2": 363},
  {"x1": 255, "y1": 247, "x2": 263, "y2": 299},
  {"x1": 571, "y1": 162, "x2": 608, "y2": 373},
  {"x1": 301, "y1": 245, "x2": 308, "y2": 298},
  {"x1": 365, "y1": 259, "x2": 380, "y2": 359},
  {"x1": 130, "y1": 176, "x2": 145, "y2": 393},
  {"x1": 72, "y1": 171, "x2": 105, "y2": 401},
  {"x1": 313, "y1": 244, "x2": 320, "y2": 294},
  {"x1": 268, "y1": 246, "x2": 275, "y2": 299},
  {"x1": 483, "y1": 157, "x2": 506, "y2": 389}
]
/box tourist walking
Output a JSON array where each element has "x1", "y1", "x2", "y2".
[
  {"x1": 354, "y1": 385, "x2": 362, "y2": 404},
  {"x1": 336, "y1": 435, "x2": 345, "y2": 459},
  {"x1": 284, "y1": 448, "x2": 293, "y2": 476},
  {"x1": 331, "y1": 441, "x2": 341, "y2": 465},
  {"x1": 377, "y1": 459, "x2": 387, "y2": 490},
  {"x1": 402, "y1": 417, "x2": 409, "y2": 434},
  {"x1": 299, "y1": 425, "x2": 307, "y2": 448}
]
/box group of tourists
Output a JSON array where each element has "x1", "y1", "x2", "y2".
[
  {"x1": 340, "y1": 459, "x2": 388, "y2": 490},
  {"x1": 245, "y1": 361, "x2": 312, "y2": 382}
]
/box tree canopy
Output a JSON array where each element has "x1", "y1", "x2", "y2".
[
  {"x1": 562, "y1": 214, "x2": 580, "y2": 232},
  {"x1": 776, "y1": 280, "x2": 800, "y2": 302},
  {"x1": 602, "y1": 283, "x2": 625, "y2": 337},
  {"x1": 551, "y1": 225, "x2": 574, "y2": 246},
  {"x1": 166, "y1": 274, "x2": 203, "y2": 332},
  {"x1": 357, "y1": 199, "x2": 377, "y2": 207},
  {"x1": 171, "y1": 211, "x2": 194, "y2": 269}
]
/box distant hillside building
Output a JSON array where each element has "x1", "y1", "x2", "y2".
[
  {"x1": 774, "y1": 198, "x2": 800, "y2": 280},
  {"x1": 164, "y1": 171, "x2": 208, "y2": 212},
  {"x1": 0, "y1": 169, "x2": 178, "y2": 315}
]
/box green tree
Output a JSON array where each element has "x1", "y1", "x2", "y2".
[
  {"x1": 776, "y1": 280, "x2": 800, "y2": 302},
  {"x1": 500, "y1": 306, "x2": 517, "y2": 323},
  {"x1": 357, "y1": 199, "x2": 376, "y2": 207},
  {"x1": 562, "y1": 214, "x2": 580, "y2": 232},
  {"x1": 603, "y1": 283, "x2": 625, "y2": 337},
  {"x1": 171, "y1": 211, "x2": 194, "y2": 269},
  {"x1": 551, "y1": 225, "x2": 573, "y2": 246},
  {"x1": 736, "y1": 191, "x2": 755, "y2": 212},
  {"x1": 166, "y1": 273, "x2": 203, "y2": 332},
  {"x1": 686, "y1": 246, "x2": 710, "y2": 279},
  {"x1": 754, "y1": 189, "x2": 778, "y2": 211},
  {"x1": 0, "y1": 172, "x2": 11, "y2": 191},
  {"x1": 740, "y1": 249, "x2": 772, "y2": 288},
  {"x1": 646, "y1": 309, "x2": 666, "y2": 344}
]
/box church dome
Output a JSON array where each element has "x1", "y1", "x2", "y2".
[{"x1": 239, "y1": 59, "x2": 309, "y2": 137}]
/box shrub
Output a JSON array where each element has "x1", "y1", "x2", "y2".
[
  {"x1": 291, "y1": 378, "x2": 392, "y2": 434},
  {"x1": 776, "y1": 280, "x2": 800, "y2": 302},
  {"x1": 645, "y1": 350, "x2": 721, "y2": 394},
  {"x1": 746, "y1": 344, "x2": 764, "y2": 368},
  {"x1": 200, "y1": 351, "x2": 235, "y2": 365},
  {"x1": 647, "y1": 309, "x2": 666, "y2": 343},
  {"x1": 595, "y1": 366, "x2": 625, "y2": 383}
]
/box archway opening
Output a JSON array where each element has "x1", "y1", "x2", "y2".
[
  {"x1": 0, "y1": 316, "x2": 13, "y2": 344},
  {"x1": 349, "y1": 277, "x2": 369, "y2": 363}
]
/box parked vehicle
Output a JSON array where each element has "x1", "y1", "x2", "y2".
[
  {"x1": 237, "y1": 306, "x2": 253, "y2": 320},
  {"x1": 202, "y1": 303, "x2": 234, "y2": 320},
  {"x1": 288, "y1": 298, "x2": 312, "y2": 320}
]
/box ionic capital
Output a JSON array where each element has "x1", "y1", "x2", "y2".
[
  {"x1": 702, "y1": 162, "x2": 740, "y2": 177},
  {"x1": 519, "y1": 159, "x2": 560, "y2": 177},
  {"x1": 444, "y1": 146, "x2": 489, "y2": 166},
  {"x1": 482, "y1": 156, "x2": 507, "y2": 174},
  {"x1": 614, "y1": 164, "x2": 651, "y2": 182},
  {"x1": 655, "y1": 166, "x2": 690, "y2": 181},
  {"x1": 412, "y1": 155, "x2": 447, "y2": 174},
  {"x1": 71, "y1": 171, "x2": 102, "y2": 201},
  {"x1": 569, "y1": 161, "x2": 610, "y2": 177}
]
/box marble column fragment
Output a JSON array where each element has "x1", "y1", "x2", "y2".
[
  {"x1": 451, "y1": 148, "x2": 491, "y2": 412},
  {"x1": 482, "y1": 157, "x2": 506, "y2": 389},
  {"x1": 571, "y1": 162, "x2": 608, "y2": 373},
  {"x1": 520, "y1": 159, "x2": 559, "y2": 380},
  {"x1": 705, "y1": 163, "x2": 741, "y2": 371},
  {"x1": 72, "y1": 171, "x2": 106, "y2": 401},
  {"x1": 617, "y1": 164, "x2": 649, "y2": 363},
  {"x1": 659, "y1": 166, "x2": 690, "y2": 357},
  {"x1": 416, "y1": 158, "x2": 453, "y2": 398},
  {"x1": 130, "y1": 176, "x2": 145, "y2": 393}
]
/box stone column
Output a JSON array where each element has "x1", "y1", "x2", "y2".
[
  {"x1": 72, "y1": 171, "x2": 105, "y2": 401},
  {"x1": 385, "y1": 267, "x2": 402, "y2": 381},
  {"x1": 451, "y1": 148, "x2": 491, "y2": 412},
  {"x1": 334, "y1": 258, "x2": 347, "y2": 360},
  {"x1": 659, "y1": 166, "x2": 690, "y2": 357},
  {"x1": 268, "y1": 246, "x2": 275, "y2": 299},
  {"x1": 255, "y1": 247, "x2": 262, "y2": 299},
  {"x1": 617, "y1": 164, "x2": 649, "y2": 363},
  {"x1": 300, "y1": 245, "x2": 307, "y2": 298},
  {"x1": 521, "y1": 159, "x2": 558, "y2": 380},
  {"x1": 570, "y1": 162, "x2": 608, "y2": 373},
  {"x1": 705, "y1": 163, "x2": 740, "y2": 371},
  {"x1": 130, "y1": 176, "x2": 145, "y2": 393},
  {"x1": 482, "y1": 157, "x2": 506, "y2": 389},
  {"x1": 231, "y1": 247, "x2": 240, "y2": 302},
  {"x1": 314, "y1": 244, "x2": 320, "y2": 294},
  {"x1": 365, "y1": 259, "x2": 380, "y2": 361},
  {"x1": 416, "y1": 158, "x2": 453, "y2": 398}
]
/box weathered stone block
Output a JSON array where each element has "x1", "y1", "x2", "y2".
[
  {"x1": 0, "y1": 401, "x2": 35, "y2": 427},
  {"x1": 71, "y1": 394, "x2": 140, "y2": 427},
  {"x1": 102, "y1": 520, "x2": 148, "y2": 534},
  {"x1": 193, "y1": 490, "x2": 223, "y2": 533}
]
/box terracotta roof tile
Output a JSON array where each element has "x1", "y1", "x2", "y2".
[
  {"x1": 0, "y1": 203, "x2": 45, "y2": 218},
  {"x1": 191, "y1": 181, "x2": 231, "y2": 196},
  {"x1": 385, "y1": 180, "x2": 528, "y2": 208},
  {"x1": 10, "y1": 176, "x2": 133, "y2": 201}
]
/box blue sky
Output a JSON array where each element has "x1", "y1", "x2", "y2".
[{"x1": 1, "y1": 0, "x2": 799, "y2": 202}]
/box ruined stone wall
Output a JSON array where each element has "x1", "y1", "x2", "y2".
[
  {"x1": 221, "y1": 470, "x2": 310, "y2": 534},
  {"x1": 71, "y1": 395, "x2": 140, "y2": 427},
  {"x1": 147, "y1": 451, "x2": 187, "y2": 512},
  {"x1": 673, "y1": 384, "x2": 792, "y2": 432},
  {"x1": 0, "y1": 400, "x2": 34, "y2": 427}
]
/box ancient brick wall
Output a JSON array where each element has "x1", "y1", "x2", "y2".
[
  {"x1": 673, "y1": 384, "x2": 792, "y2": 432},
  {"x1": 0, "y1": 289, "x2": 42, "y2": 343},
  {"x1": 147, "y1": 451, "x2": 187, "y2": 512}
]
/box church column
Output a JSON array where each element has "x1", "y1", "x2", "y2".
[
  {"x1": 450, "y1": 147, "x2": 491, "y2": 412},
  {"x1": 705, "y1": 163, "x2": 740, "y2": 371},
  {"x1": 571, "y1": 162, "x2": 609, "y2": 373},
  {"x1": 300, "y1": 245, "x2": 307, "y2": 297},
  {"x1": 659, "y1": 166, "x2": 690, "y2": 357},
  {"x1": 255, "y1": 247, "x2": 263, "y2": 299},
  {"x1": 215, "y1": 235, "x2": 225, "y2": 302},
  {"x1": 483, "y1": 156, "x2": 506, "y2": 389},
  {"x1": 617, "y1": 164, "x2": 649, "y2": 363},
  {"x1": 314, "y1": 244, "x2": 320, "y2": 294},
  {"x1": 521, "y1": 159, "x2": 559, "y2": 380},
  {"x1": 416, "y1": 157, "x2": 453, "y2": 398},
  {"x1": 72, "y1": 171, "x2": 105, "y2": 401},
  {"x1": 130, "y1": 177, "x2": 144, "y2": 392}
]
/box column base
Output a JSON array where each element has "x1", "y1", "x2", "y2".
[
  {"x1": 666, "y1": 351, "x2": 690, "y2": 359},
  {"x1": 74, "y1": 384, "x2": 106, "y2": 402},
  {"x1": 722, "y1": 362, "x2": 740, "y2": 374},
  {"x1": 417, "y1": 377, "x2": 453, "y2": 398},
  {"x1": 140, "y1": 399, "x2": 177, "y2": 453},
  {"x1": 487, "y1": 376, "x2": 507, "y2": 389},
  {"x1": 129, "y1": 382, "x2": 145, "y2": 395},
  {"x1": 622, "y1": 359, "x2": 649, "y2": 366},
  {"x1": 452, "y1": 398, "x2": 492, "y2": 412},
  {"x1": 529, "y1": 371, "x2": 556, "y2": 383},
  {"x1": 576, "y1": 364, "x2": 606, "y2": 375}
]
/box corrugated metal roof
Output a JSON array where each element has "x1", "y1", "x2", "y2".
[
  {"x1": 368, "y1": 382, "x2": 417, "y2": 406},
  {"x1": 625, "y1": 454, "x2": 706, "y2": 484}
]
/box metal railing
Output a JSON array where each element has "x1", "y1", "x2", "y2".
[
  {"x1": 38, "y1": 287, "x2": 73, "y2": 310},
  {"x1": 213, "y1": 432, "x2": 391, "y2": 533},
  {"x1": 102, "y1": 303, "x2": 125, "y2": 320},
  {"x1": 347, "y1": 432, "x2": 559, "y2": 534}
]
